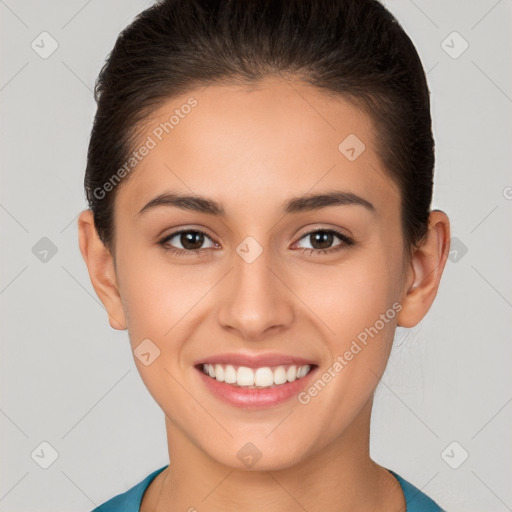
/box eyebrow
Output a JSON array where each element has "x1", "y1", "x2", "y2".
[{"x1": 137, "y1": 190, "x2": 375, "y2": 217}]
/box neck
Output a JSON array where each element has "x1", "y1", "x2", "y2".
[{"x1": 152, "y1": 397, "x2": 405, "y2": 512}]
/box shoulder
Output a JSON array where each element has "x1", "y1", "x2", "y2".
[
  {"x1": 89, "y1": 465, "x2": 169, "y2": 512},
  {"x1": 389, "y1": 470, "x2": 446, "y2": 512}
]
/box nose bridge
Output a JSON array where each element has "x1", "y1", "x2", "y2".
[{"x1": 217, "y1": 236, "x2": 294, "y2": 338}]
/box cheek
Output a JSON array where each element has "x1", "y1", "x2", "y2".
[
  {"x1": 291, "y1": 253, "x2": 401, "y2": 426},
  {"x1": 116, "y1": 245, "x2": 218, "y2": 343},
  {"x1": 117, "y1": 235, "x2": 403, "y2": 346},
  {"x1": 115, "y1": 249, "x2": 209, "y2": 407},
  {"x1": 291, "y1": 244, "x2": 402, "y2": 404},
  {"x1": 292, "y1": 248, "x2": 402, "y2": 337}
]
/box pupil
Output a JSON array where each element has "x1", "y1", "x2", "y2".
[
  {"x1": 177, "y1": 231, "x2": 334, "y2": 251},
  {"x1": 312, "y1": 231, "x2": 332, "y2": 250},
  {"x1": 181, "y1": 232, "x2": 204, "y2": 250}
]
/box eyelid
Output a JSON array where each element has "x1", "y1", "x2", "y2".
[
  {"x1": 157, "y1": 225, "x2": 216, "y2": 241},
  {"x1": 294, "y1": 223, "x2": 353, "y2": 241},
  {"x1": 292, "y1": 227, "x2": 354, "y2": 249},
  {"x1": 159, "y1": 227, "x2": 217, "y2": 247},
  {"x1": 158, "y1": 225, "x2": 355, "y2": 255}
]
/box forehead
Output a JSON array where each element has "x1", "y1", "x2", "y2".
[{"x1": 115, "y1": 77, "x2": 399, "y2": 218}]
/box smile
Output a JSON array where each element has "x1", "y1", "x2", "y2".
[{"x1": 201, "y1": 363, "x2": 313, "y2": 389}]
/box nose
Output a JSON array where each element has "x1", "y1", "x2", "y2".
[{"x1": 216, "y1": 243, "x2": 295, "y2": 341}]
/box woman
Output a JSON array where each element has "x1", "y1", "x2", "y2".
[{"x1": 78, "y1": 0, "x2": 450, "y2": 510}]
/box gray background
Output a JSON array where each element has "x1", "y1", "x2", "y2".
[{"x1": 1, "y1": 1, "x2": 511, "y2": 511}]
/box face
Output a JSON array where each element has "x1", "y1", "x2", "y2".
[{"x1": 108, "y1": 76, "x2": 411, "y2": 470}]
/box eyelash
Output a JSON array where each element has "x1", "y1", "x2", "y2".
[{"x1": 157, "y1": 228, "x2": 354, "y2": 257}]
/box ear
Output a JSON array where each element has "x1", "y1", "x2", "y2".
[
  {"x1": 77, "y1": 209, "x2": 127, "y2": 330},
  {"x1": 397, "y1": 210, "x2": 451, "y2": 328}
]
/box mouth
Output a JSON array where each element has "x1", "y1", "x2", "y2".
[
  {"x1": 193, "y1": 352, "x2": 319, "y2": 408},
  {"x1": 196, "y1": 362, "x2": 317, "y2": 390},
  {"x1": 195, "y1": 362, "x2": 318, "y2": 408}
]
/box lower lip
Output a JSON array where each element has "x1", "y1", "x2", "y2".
[{"x1": 195, "y1": 366, "x2": 318, "y2": 409}]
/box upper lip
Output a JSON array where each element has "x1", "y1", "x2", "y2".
[{"x1": 194, "y1": 352, "x2": 317, "y2": 368}]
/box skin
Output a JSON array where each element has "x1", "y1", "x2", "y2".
[{"x1": 78, "y1": 76, "x2": 450, "y2": 511}]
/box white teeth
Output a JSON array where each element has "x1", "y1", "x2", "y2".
[
  {"x1": 254, "y1": 367, "x2": 274, "y2": 387},
  {"x1": 201, "y1": 363, "x2": 312, "y2": 388},
  {"x1": 237, "y1": 366, "x2": 255, "y2": 386},
  {"x1": 286, "y1": 365, "x2": 297, "y2": 382},
  {"x1": 215, "y1": 364, "x2": 224, "y2": 382},
  {"x1": 273, "y1": 366, "x2": 288, "y2": 385},
  {"x1": 224, "y1": 364, "x2": 237, "y2": 384}
]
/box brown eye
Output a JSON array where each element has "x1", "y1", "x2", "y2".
[
  {"x1": 159, "y1": 229, "x2": 216, "y2": 254},
  {"x1": 295, "y1": 229, "x2": 354, "y2": 254},
  {"x1": 179, "y1": 231, "x2": 206, "y2": 250},
  {"x1": 308, "y1": 231, "x2": 335, "y2": 250}
]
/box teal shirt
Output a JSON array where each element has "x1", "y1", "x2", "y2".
[{"x1": 91, "y1": 465, "x2": 445, "y2": 511}]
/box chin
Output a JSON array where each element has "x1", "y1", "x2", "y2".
[{"x1": 201, "y1": 436, "x2": 313, "y2": 472}]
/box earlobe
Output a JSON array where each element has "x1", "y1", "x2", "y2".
[
  {"x1": 77, "y1": 209, "x2": 127, "y2": 331},
  {"x1": 397, "y1": 210, "x2": 451, "y2": 328}
]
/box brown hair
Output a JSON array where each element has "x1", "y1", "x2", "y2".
[{"x1": 84, "y1": 0, "x2": 434, "y2": 254}]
